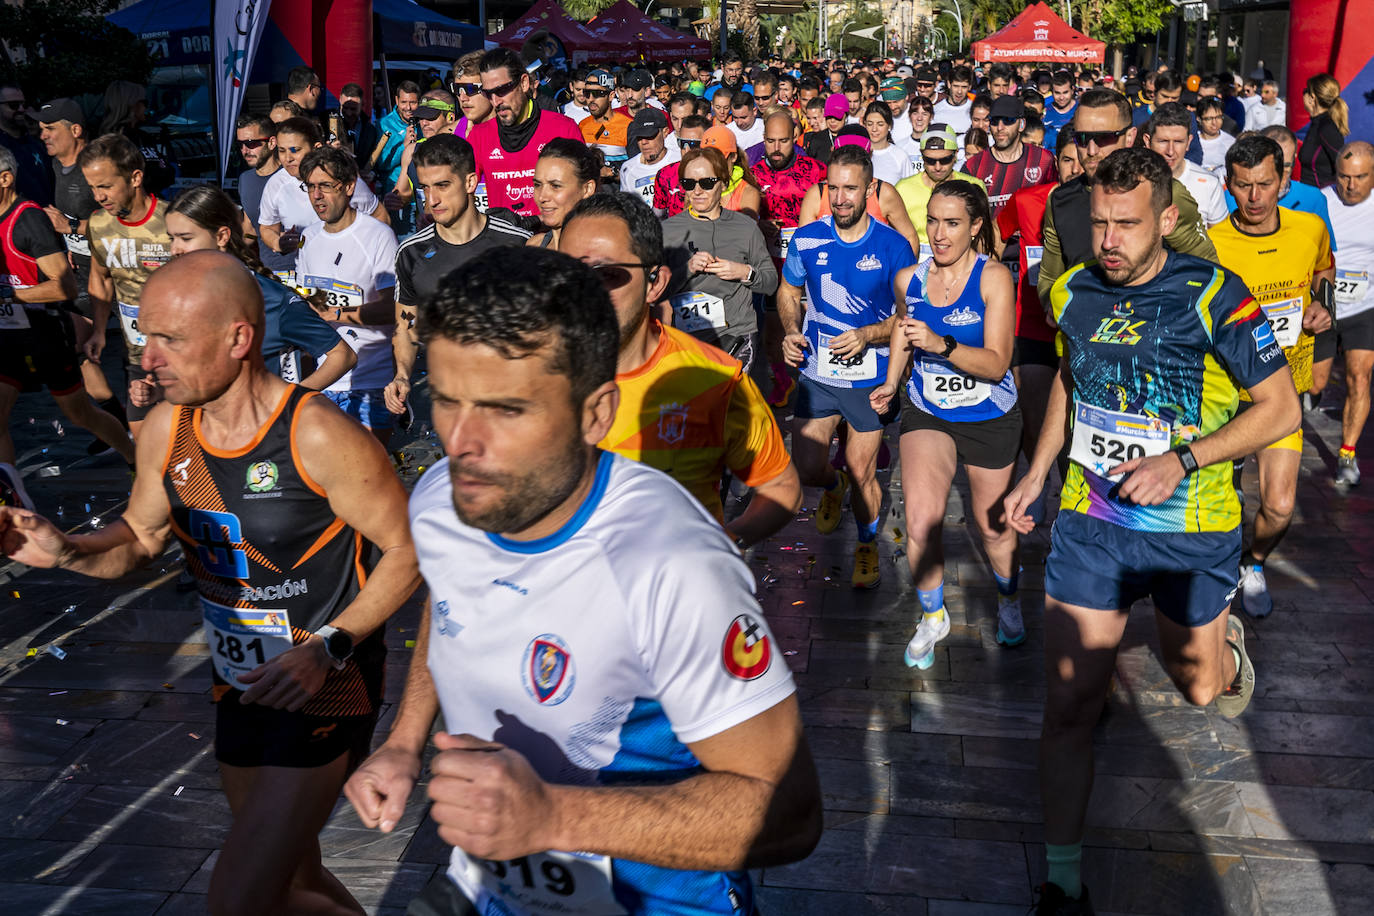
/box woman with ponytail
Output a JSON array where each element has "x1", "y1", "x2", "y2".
[
  {"x1": 1297, "y1": 73, "x2": 1349, "y2": 188},
  {"x1": 165, "y1": 186, "x2": 356, "y2": 389}
]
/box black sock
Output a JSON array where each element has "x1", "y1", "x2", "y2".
[{"x1": 98, "y1": 397, "x2": 129, "y2": 431}]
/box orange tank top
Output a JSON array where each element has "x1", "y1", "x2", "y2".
[{"x1": 818, "y1": 180, "x2": 888, "y2": 224}]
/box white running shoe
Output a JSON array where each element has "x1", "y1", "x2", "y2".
[
  {"x1": 1336, "y1": 455, "x2": 1361, "y2": 490},
  {"x1": 1236, "y1": 564, "x2": 1273, "y2": 618},
  {"x1": 995, "y1": 594, "x2": 1026, "y2": 647},
  {"x1": 903, "y1": 608, "x2": 951, "y2": 669}
]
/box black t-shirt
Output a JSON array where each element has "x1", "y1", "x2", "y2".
[
  {"x1": 394, "y1": 208, "x2": 531, "y2": 306},
  {"x1": 51, "y1": 158, "x2": 97, "y2": 265},
  {"x1": 2, "y1": 199, "x2": 66, "y2": 261}
]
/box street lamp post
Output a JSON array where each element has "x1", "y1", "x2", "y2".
[{"x1": 937, "y1": 7, "x2": 964, "y2": 51}]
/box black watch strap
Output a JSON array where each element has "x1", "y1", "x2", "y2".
[
  {"x1": 940, "y1": 334, "x2": 958, "y2": 357},
  {"x1": 1174, "y1": 444, "x2": 1200, "y2": 476}
]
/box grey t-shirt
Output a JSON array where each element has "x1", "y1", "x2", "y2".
[
  {"x1": 661, "y1": 208, "x2": 779, "y2": 346},
  {"x1": 238, "y1": 166, "x2": 293, "y2": 274}
]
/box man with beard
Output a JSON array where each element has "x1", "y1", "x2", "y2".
[
  {"x1": 578, "y1": 69, "x2": 633, "y2": 174},
  {"x1": 0, "y1": 251, "x2": 419, "y2": 916},
  {"x1": 467, "y1": 48, "x2": 581, "y2": 218},
  {"x1": 779, "y1": 145, "x2": 915, "y2": 589},
  {"x1": 1004, "y1": 148, "x2": 1293, "y2": 914},
  {"x1": 618, "y1": 109, "x2": 679, "y2": 206},
  {"x1": 963, "y1": 95, "x2": 1057, "y2": 220},
  {"x1": 343, "y1": 246, "x2": 821, "y2": 916}
]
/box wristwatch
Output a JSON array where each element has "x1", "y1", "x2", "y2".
[
  {"x1": 744, "y1": 265, "x2": 758, "y2": 286},
  {"x1": 940, "y1": 334, "x2": 958, "y2": 357},
  {"x1": 315, "y1": 625, "x2": 354, "y2": 669},
  {"x1": 1173, "y1": 444, "x2": 1200, "y2": 476}
]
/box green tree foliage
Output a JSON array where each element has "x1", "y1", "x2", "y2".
[
  {"x1": 1093, "y1": 0, "x2": 1175, "y2": 47},
  {"x1": 562, "y1": 0, "x2": 618, "y2": 20},
  {"x1": 0, "y1": 0, "x2": 153, "y2": 98}
]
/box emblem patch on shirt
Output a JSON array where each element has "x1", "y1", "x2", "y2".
[
  {"x1": 722, "y1": 614, "x2": 772, "y2": 680},
  {"x1": 245, "y1": 460, "x2": 279, "y2": 493},
  {"x1": 658, "y1": 403, "x2": 689, "y2": 445},
  {"x1": 522, "y1": 634, "x2": 575, "y2": 705}
]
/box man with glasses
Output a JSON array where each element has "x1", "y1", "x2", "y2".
[
  {"x1": 578, "y1": 69, "x2": 632, "y2": 174},
  {"x1": 752, "y1": 71, "x2": 779, "y2": 111},
  {"x1": 964, "y1": 95, "x2": 1057, "y2": 221},
  {"x1": 295, "y1": 146, "x2": 400, "y2": 444},
  {"x1": 933, "y1": 66, "x2": 974, "y2": 138},
  {"x1": 235, "y1": 116, "x2": 291, "y2": 277},
  {"x1": 468, "y1": 48, "x2": 581, "y2": 219},
  {"x1": 620, "y1": 109, "x2": 679, "y2": 207},
  {"x1": 653, "y1": 114, "x2": 711, "y2": 218},
  {"x1": 1038, "y1": 89, "x2": 1217, "y2": 303},
  {"x1": 452, "y1": 52, "x2": 495, "y2": 140},
  {"x1": 559, "y1": 191, "x2": 802, "y2": 542},
  {"x1": 894, "y1": 128, "x2": 985, "y2": 260},
  {"x1": 913, "y1": 66, "x2": 939, "y2": 102},
  {"x1": 0, "y1": 84, "x2": 51, "y2": 207},
  {"x1": 718, "y1": 52, "x2": 746, "y2": 94}
]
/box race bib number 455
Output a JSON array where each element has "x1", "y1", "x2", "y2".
[{"x1": 1068, "y1": 401, "x2": 1170, "y2": 481}]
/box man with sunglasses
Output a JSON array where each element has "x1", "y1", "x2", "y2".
[
  {"x1": 964, "y1": 95, "x2": 1056, "y2": 222},
  {"x1": 452, "y1": 53, "x2": 495, "y2": 140},
  {"x1": 913, "y1": 66, "x2": 939, "y2": 103},
  {"x1": 0, "y1": 84, "x2": 51, "y2": 208},
  {"x1": 389, "y1": 90, "x2": 460, "y2": 217},
  {"x1": 235, "y1": 115, "x2": 291, "y2": 279},
  {"x1": 619, "y1": 109, "x2": 678, "y2": 207},
  {"x1": 468, "y1": 48, "x2": 581, "y2": 219},
  {"x1": 894, "y1": 129, "x2": 985, "y2": 260},
  {"x1": 1038, "y1": 89, "x2": 1217, "y2": 305},
  {"x1": 578, "y1": 69, "x2": 633, "y2": 174},
  {"x1": 652, "y1": 114, "x2": 711, "y2": 218}
]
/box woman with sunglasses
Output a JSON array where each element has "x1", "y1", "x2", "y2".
[
  {"x1": 870, "y1": 181, "x2": 1023, "y2": 669},
  {"x1": 863, "y1": 102, "x2": 915, "y2": 186},
  {"x1": 662, "y1": 147, "x2": 778, "y2": 368},
  {"x1": 165, "y1": 186, "x2": 356, "y2": 391},
  {"x1": 700, "y1": 127, "x2": 763, "y2": 221},
  {"x1": 527, "y1": 138, "x2": 601, "y2": 250}
]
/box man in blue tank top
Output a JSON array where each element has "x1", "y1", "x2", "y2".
[
  {"x1": 0, "y1": 251, "x2": 420, "y2": 916},
  {"x1": 778, "y1": 145, "x2": 915, "y2": 589}
]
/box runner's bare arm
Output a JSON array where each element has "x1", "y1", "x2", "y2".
[
  {"x1": 324, "y1": 286, "x2": 395, "y2": 327},
  {"x1": 13, "y1": 252, "x2": 77, "y2": 304},
  {"x1": 797, "y1": 184, "x2": 820, "y2": 226},
  {"x1": 258, "y1": 221, "x2": 285, "y2": 254},
  {"x1": 298, "y1": 340, "x2": 356, "y2": 391},
  {"x1": 86, "y1": 255, "x2": 114, "y2": 359},
  {"x1": 294, "y1": 396, "x2": 420, "y2": 642},
  {"x1": 428, "y1": 693, "x2": 822, "y2": 870},
  {"x1": 385, "y1": 298, "x2": 419, "y2": 414}
]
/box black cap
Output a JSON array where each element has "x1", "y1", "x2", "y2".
[
  {"x1": 915, "y1": 66, "x2": 937, "y2": 83},
  {"x1": 37, "y1": 98, "x2": 83, "y2": 127},
  {"x1": 627, "y1": 107, "x2": 669, "y2": 143},
  {"x1": 989, "y1": 95, "x2": 1025, "y2": 120},
  {"x1": 622, "y1": 69, "x2": 653, "y2": 91}
]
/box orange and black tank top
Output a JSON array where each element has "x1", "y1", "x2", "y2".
[{"x1": 161, "y1": 385, "x2": 381, "y2": 716}]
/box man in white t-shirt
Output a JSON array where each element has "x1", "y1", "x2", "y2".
[
  {"x1": 343, "y1": 247, "x2": 821, "y2": 916},
  {"x1": 932, "y1": 65, "x2": 974, "y2": 138},
  {"x1": 293, "y1": 147, "x2": 399, "y2": 444},
  {"x1": 1245, "y1": 80, "x2": 1287, "y2": 131},
  {"x1": 1324, "y1": 142, "x2": 1374, "y2": 489},
  {"x1": 619, "y1": 108, "x2": 680, "y2": 207},
  {"x1": 728, "y1": 90, "x2": 765, "y2": 150},
  {"x1": 561, "y1": 71, "x2": 590, "y2": 124},
  {"x1": 1144, "y1": 103, "x2": 1228, "y2": 226},
  {"x1": 257, "y1": 117, "x2": 386, "y2": 285}
]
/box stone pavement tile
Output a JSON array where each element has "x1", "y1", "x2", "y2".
[
  {"x1": 1185, "y1": 748, "x2": 1374, "y2": 791},
  {"x1": 0, "y1": 881, "x2": 167, "y2": 915},
  {"x1": 133, "y1": 690, "x2": 217, "y2": 722},
  {"x1": 756, "y1": 885, "x2": 926, "y2": 915},
  {"x1": 889, "y1": 763, "x2": 1039, "y2": 824},
  {"x1": 1235, "y1": 782, "x2": 1374, "y2": 844},
  {"x1": 908, "y1": 691, "x2": 1042, "y2": 741},
  {"x1": 0, "y1": 836, "x2": 90, "y2": 883},
  {"x1": 1149, "y1": 832, "x2": 1374, "y2": 868},
  {"x1": 925, "y1": 901, "x2": 1025, "y2": 916},
  {"x1": 41, "y1": 842, "x2": 211, "y2": 892},
  {"x1": 0, "y1": 778, "x2": 91, "y2": 839},
  {"x1": 40, "y1": 784, "x2": 229, "y2": 848},
  {"x1": 321, "y1": 791, "x2": 430, "y2": 861},
  {"x1": 401, "y1": 815, "x2": 452, "y2": 866},
  {"x1": 1210, "y1": 709, "x2": 1374, "y2": 758},
  {"x1": 1085, "y1": 774, "x2": 1253, "y2": 837},
  {"x1": 318, "y1": 857, "x2": 437, "y2": 908},
  {"x1": 824, "y1": 811, "x2": 953, "y2": 839},
  {"x1": 1095, "y1": 703, "x2": 1220, "y2": 749},
  {"x1": 762, "y1": 826, "x2": 1029, "y2": 904},
  {"x1": 1028, "y1": 846, "x2": 1260, "y2": 916},
  {"x1": 956, "y1": 818, "x2": 1151, "y2": 852},
  {"x1": 77, "y1": 607, "x2": 203, "y2": 644},
  {"x1": 1244, "y1": 857, "x2": 1374, "y2": 916},
  {"x1": 54, "y1": 718, "x2": 218, "y2": 788},
  {"x1": 0, "y1": 686, "x2": 152, "y2": 720},
  {"x1": 803, "y1": 726, "x2": 963, "y2": 767},
  {"x1": 0, "y1": 713, "x2": 101, "y2": 765},
  {"x1": 3, "y1": 650, "x2": 209, "y2": 693},
  {"x1": 815, "y1": 755, "x2": 890, "y2": 814},
  {"x1": 152, "y1": 894, "x2": 210, "y2": 915},
  {"x1": 797, "y1": 687, "x2": 910, "y2": 730}
]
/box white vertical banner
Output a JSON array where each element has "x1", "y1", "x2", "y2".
[{"x1": 213, "y1": 0, "x2": 273, "y2": 185}]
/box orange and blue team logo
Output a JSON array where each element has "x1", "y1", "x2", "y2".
[
  {"x1": 521, "y1": 633, "x2": 575, "y2": 705},
  {"x1": 721, "y1": 614, "x2": 772, "y2": 680}
]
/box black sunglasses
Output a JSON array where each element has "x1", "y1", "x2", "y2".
[
  {"x1": 584, "y1": 88, "x2": 611, "y2": 99},
  {"x1": 1073, "y1": 126, "x2": 1130, "y2": 148},
  {"x1": 990, "y1": 116, "x2": 1020, "y2": 127},
  {"x1": 590, "y1": 261, "x2": 654, "y2": 290},
  {"x1": 680, "y1": 177, "x2": 721, "y2": 191},
  {"x1": 678, "y1": 138, "x2": 702, "y2": 149},
  {"x1": 479, "y1": 79, "x2": 520, "y2": 100},
  {"x1": 239, "y1": 138, "x2": 269, "y2": 149},
  {"x1": 922, "y1": 154, "x2": 955, "y2": 166},
  {"x1": 452, "y1": 82, "x2": 480, "y2": 96},
  {"x1": 2, "y1": 100, "x2": 23, "y2": 111}
]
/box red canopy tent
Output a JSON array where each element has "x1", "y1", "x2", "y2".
[
  {"x1": 586, "y1": 1, "x2": 710, "y2": 61},
  {"x1": 971, "y1": 2, "x2": 1104, "y2": 65},
  {"x1": 488, "y1": 0, "x2": 631, "y2": 65}
]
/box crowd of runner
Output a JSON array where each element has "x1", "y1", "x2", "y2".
[{"x1": 0, "y1": 45, "x2": 1367, "y2": 916}]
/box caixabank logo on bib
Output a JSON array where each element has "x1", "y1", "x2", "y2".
[{"x1": 522, "y1": 634, "x2": 575, "y2": 705}]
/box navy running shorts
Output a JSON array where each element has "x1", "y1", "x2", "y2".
[{"x1": 795, "y1": 375, "x2": 895, "y2": 432}]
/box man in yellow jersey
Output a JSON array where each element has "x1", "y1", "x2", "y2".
[
  {"x1": 558, "y1": 192, "x2": 802, "y2": 546},
  {"x1": 1211, "y1": 135, "x2": 1334, "y2": 617},
  {"x1": 893, "y1": 128, "x2": 984, "y2": 259}
]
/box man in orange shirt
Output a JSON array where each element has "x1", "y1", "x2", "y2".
[
  {"x1": 559, "y1": 192, "x2": 801, "y2": 546},
  {"x1": 578, "y1": 69, "x2": 632, "y2": 174}
]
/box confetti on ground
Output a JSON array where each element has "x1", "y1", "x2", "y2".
[
  {"x1": 48, "y1": 690, "x2": 67, "y2": 696},
  {"x1": 783, "y1": 650, "x2": 798, "y2": 656},
  {"x1": 404, "y1": 639, "x2": 416, "y2": 648},
  {"x1": 162, "y1": 683, "x2": 174, "y2": 690},
  {"x1": 174, "y1": 786, "x2": 184, "y2": 796},
  {"x1": 189, "y1": 733, "x2": 201, "y2": 740},
  {"x1": 56, "y1": 719, "x2": 68, "y2": 725},
  {"x1": 791, "y1": 600, "x2": 805, "y2": 606},
  {"x1": 26, "y1": 649, "x2": 37, "y2": 657},
  {"x1": 46, "y1": 645, "x2": 67, "y2": 660}
]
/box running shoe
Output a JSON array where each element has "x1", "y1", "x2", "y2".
[
  {"x1": 903, "y1": 608, "x2": 950, "y2": 669},
  {"x1": 86, "y1": 439, "x2": 116, "y2": 458},
  {"x1": 766, "y1": 363, "x2": 795, "y2": 408},
  {"x1": 995, "y1": 593, "x2": 1026, "y2": 647},
  {"x1": 1335, "y1": 455, "x2": 1361, "y2": 490},
  {"x1": 1032, "y1": 882, "x2": 1095, "y2": 915},
  {"x1": 1216, "y1": 614, "x2": 1255, "y2": 718},
  {"x1": 815, "y1": 469, "x2": 849, "y2": 534},
  {"x1": 1236, "y1": 564, "x2": 1272, "y2": 618},
  {"x1": 0, "y1": 462, "x2": 35, "y2": 511},
  {"x1": 851, "y1": 542, "x2": 880, "y2": 589}
]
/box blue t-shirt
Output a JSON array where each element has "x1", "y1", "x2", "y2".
[
  {"x1": 903, "y1": 255, "x2": 1018, "y2": 422},
  {"x1": 782, "y1": 215, "x2": 916, "y2": 389},
  {"x1": 255, "y1": 273, "x2": 345, "y2": 383},
  {"x1": 240, "y1": 168, "x2": 295, "y2": 274},
  {"x1": 1223, "y1": 181, "x2": 1337, "y2": 252},
  {"x1": 1041, "y1": 102, "x2": 1076, "y2": 148}
]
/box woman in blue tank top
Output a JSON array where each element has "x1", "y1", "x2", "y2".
[{"x1": 870, "y1": 181, "x2": 1026, "y2": 668}]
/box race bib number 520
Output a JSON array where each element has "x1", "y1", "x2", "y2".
[{"x1": 1068, "y1": 401, "x2": 1170, "y2": 481}]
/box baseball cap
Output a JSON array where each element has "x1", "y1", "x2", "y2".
[
  {"x1": 701, "y1": 125, "x2": 737, "y2": 154},
  {"x1": 915, "y1": 66, "x2": 938, "y2": 83},
  {"x1": 880, "y1": 78, "x2": 907, "y2": 102},
  {"x1": 896, "y1": 65, "x2": 914, "y2": 79},
  {"x1": 37, "y1": 98, "x2": 83, "y2": 127},
  {"x1": 627, "y1": 108, "x2": 669, "y2": 143},
  {"x1": 920, "y1": 128, "x2": 959, "y2": 152},
  {"x1": 823, "y1": 94, "x2": 849, "y2": 119},
  {"x1": 586, "y1": 69, "x2": 615, "y2": 90},
  {"x1": 833, "y1": 124, "x2": 871, "y2": 152},
  {"x1": 989, "y1": 95, "x2": 1025, "y2": 120},
  {"x1": 415, "y1": 99, "x2": 456, "y2": 120},
  {"x1": 622, "y1": 69, "x2": 653, "y2": 91}
]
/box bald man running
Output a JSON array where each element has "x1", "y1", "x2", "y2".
[{"x1": 0, "y1": 251, "x2": 419, "y2": 916}]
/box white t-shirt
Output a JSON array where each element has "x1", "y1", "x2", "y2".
[
  {"x1": 619, "y1": 146, "x2": 681, "y2": 207},
  {"x1": 933, "y1": 98, "x2": 972, "y2": 138},
  {"x1": 728, "y1": 118, "x2": 765, "y2": 150},
  {"x1": 562, "y1": 101, "x2": 591, "y2": 123},
  {"x1": 1323, "y1": 186, "x2": 1374, "y2": 319},
  {"x1": 895, "y1": 130, "x2": 925, "y2": 170},
  {"x1": 1179, "y1": 161, "x2": 1229, "y2": 227},
  {"x1": 1245, "y1": 99, "x2": 1287, "y2": 131},
  {"x1": 1197, "y1": 132, "x2": 1235, "y2": 177},
  {"x1": 257, "y1": 168, "x2": 380, "y2": 236},
  {"x1": 871, "y1": 143, "x2": 916, "y2": 186},
  {"x1": 296, "y1": 214, "x2": 398, "y2": 391},
  {"x1": 411, "y1": 451, "x2": 795, "y2": 915}
]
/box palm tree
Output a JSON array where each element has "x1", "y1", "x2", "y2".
[{"x1": 562, "y1": 0, "x2": 617, "y2": 20}]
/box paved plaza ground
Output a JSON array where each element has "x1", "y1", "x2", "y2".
[{"x1": 0, "y1": 366, "x2": 1372, "y2": 915}]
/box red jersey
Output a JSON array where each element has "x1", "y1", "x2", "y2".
[
  {"x1": 755, "y1": 153, "x2": 826, "y2": 228},
  {"x1": 468, "y1": 108, "x2": 582, "y2": 217},
  {"x1": 996, "y1": 182, "x2": 1056, "y2": 343},
  {"x1": 653, "y1": 161, "x2": 687, "y2": 217},
  {"x1": 965, "y1": 144, "x2": 1057, "y2": 217}
]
